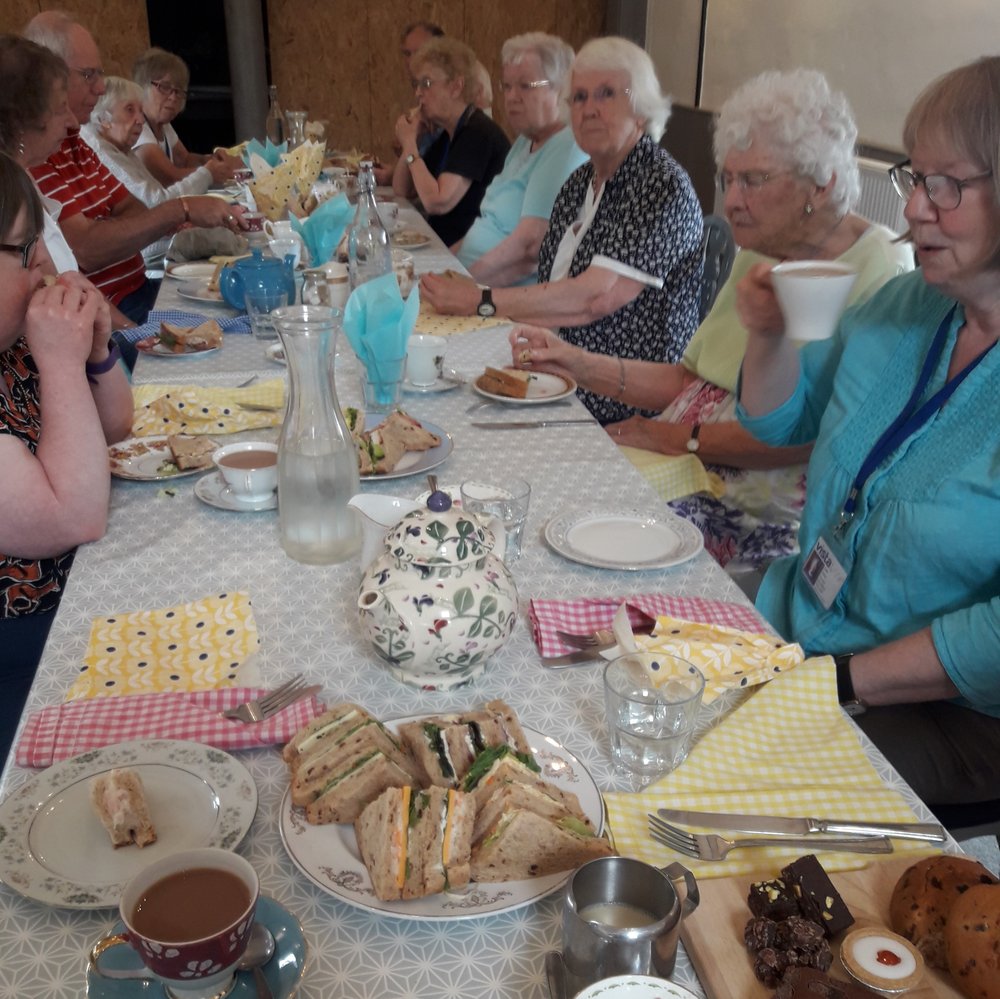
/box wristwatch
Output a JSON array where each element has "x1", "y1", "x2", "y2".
[
  {"x1": 686, "y1": 423, "x2": 702, "y2": 453},
  {"x1": 405, "y1": 153, "x2": 419, "y2": 165},
  {"x1": 85, "y1": 340, "x2": 122, "y2": 385},
  {"x1": 477, "y1": 287, "x2": 496, "y2": 318},
  {"x1": 834, "y1": 652, "x2": 867, "y2": 716}
]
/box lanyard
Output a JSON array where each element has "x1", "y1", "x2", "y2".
[{"x1": 835, "y1": 305, "x2": 990, "y2": 535}]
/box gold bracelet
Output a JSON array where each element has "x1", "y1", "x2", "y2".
[{"x1": 616, "y1": 356, "x2": 626, "y2": 399}]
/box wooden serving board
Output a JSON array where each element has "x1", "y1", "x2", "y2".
[{"x1": 680, "y1": 854, "x2": 964, "y2": 999}]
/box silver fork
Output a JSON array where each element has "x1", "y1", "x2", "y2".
[
  {"x1": 222, "y1": 674, "x2": 312, "y2": 723},
  {"x1": 646, "y1": 815, "x2": 893, "y2": 860},
  {"x1": 556, "y1": 625, "x2": 655, "y2": 648}
]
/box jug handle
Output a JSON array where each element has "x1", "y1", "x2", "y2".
[{"x1": 661, "y1": 861, "x2": 700, "y2": 917}]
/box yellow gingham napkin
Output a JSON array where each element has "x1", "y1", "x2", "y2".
[
  {"x1": 604, "y1": 657, "x2": 935, "y2": 879},
  {"x1": 67, "y1": 592, "x2": 261, "y2": 700},
  {"x1": 619, "y1": 446, "x2": 725, "y2": 503},
  {"x1": 131, "y1": 379, "x2": 284, "y2": 436}
]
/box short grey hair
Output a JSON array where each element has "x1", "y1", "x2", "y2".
[
  {"x1": 572, "y1": 36, "x2": 671, "y2": 141},
  {"x1": 502, "y1": 32, "x2": 574, "y2": 98},
  {"x1": 22, "y1": 9, "x2": 78, "y2": 61},
  {"x1": 714, "y1": 68, "x2": 861, "y2": 215},
  {"x1": 92, "y1": 76, "x2": 143, "y2": 128}
]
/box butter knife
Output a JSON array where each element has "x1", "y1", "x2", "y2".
[
  {"x1": 471, "y1": 419, "x2": 596, "y2": 430},
  {"x1": 657, "y1": 807, "x2": 946, "y2": 843}
]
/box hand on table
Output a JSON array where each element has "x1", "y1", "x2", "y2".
[
  {"x1": 604, "y1": 415, "x2": 688, "y2": 453},
  {"x1": 420, "y1": 271, "x2": 480, "y2": 315}
]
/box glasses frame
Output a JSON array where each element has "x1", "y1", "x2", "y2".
[
  {"x1": 151, "y1": 79, "x2": 188, "y2": 101},
  {"x1": 0, "y1": 234, "x2": 40, "y2": 269},
  {"x1": 415, "y1": 75, "x2": 447, "y2": 91},
  {"x1": 500, "y1": 79, "x2": 552, "y2": 95},
  {"x1": 567, "y1": 85, "x2": 631, "y2": 108},
  {"x1": 72, "y1": 66, "x2": 105, "y2": 85},
  {"x1": 717, "y1": 169, "x2": 793, "y2": 194},
  {"x1": 889, "y1": 159, "x2": 993, "y2": 211}
]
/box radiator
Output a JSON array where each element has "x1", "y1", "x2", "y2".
[{"x1": 857, "y1": 156, "x2": 908, "y2": 234}]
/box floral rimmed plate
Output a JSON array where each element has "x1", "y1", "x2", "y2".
[
  {"x1": 109, "y1": 435, "x2": 212, "y2": 481},
  {"x1": 0, "y1": 740, "x2": 258, "y2": 909}
]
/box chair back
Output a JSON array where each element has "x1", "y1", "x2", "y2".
[{"x1": 699, "y1": 214, "x2": 735, "y2": 321}]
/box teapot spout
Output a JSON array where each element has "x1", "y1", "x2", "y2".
[{"x1": 358, "y1": 588, "x2": 386, "y2": 612}]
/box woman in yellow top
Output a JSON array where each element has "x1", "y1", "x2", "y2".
[{"x1": 512, "y1": 68, "x2": 913, "y2": 587}]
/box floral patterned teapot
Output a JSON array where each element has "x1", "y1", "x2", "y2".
[{"x1": 356, "y1": 492, "x2": 517, "y2": 690}]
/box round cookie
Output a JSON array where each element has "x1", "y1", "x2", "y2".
[
  {"x1": 944, "y1": 882, "x2": 1000, "y2": 999},
  {"x1": 841, "y1": 927, "x2": 924, "y2": 992},
  {"x1": 889, "y1": 856, "x2": 998, "y2": 969}
]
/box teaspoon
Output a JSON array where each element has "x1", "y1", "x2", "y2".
[{"x1": 237, "y1": 922, "x2": 276, "y2": 999}]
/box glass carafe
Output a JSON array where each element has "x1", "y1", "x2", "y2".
[{"x1": 273, "y1": 306, "x2": 361, "y2": 564}]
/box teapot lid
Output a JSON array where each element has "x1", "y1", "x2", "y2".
[
  {"x1": 236, "y1": 247, "x2": 284, "y2": 271},
  {"x1": 385, "y1": 505, "x2": 496, "y2": 564}
]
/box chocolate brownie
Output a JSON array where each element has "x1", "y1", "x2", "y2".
[
  {"x1": 774, "y1": 966, "x2": 882, "y2": 998},
  {"x1": 749, "y1": 877, "x2": 802, "y2": 920},
  {"x1": 781, "y1": 854, "x2": 855, "y2": 938}
]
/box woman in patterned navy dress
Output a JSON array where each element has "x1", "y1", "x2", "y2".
[{"x1": 0, "y1": 152, "x2": 132, "y2": 763}]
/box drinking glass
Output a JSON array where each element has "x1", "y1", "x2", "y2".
[
  {"x1": 360, "y1": 354, "x2": 407, "y2": 413},
  {"x1": 603, "y1": 653, "x2": 704, "y2": 783},
  {"x1": 245, "y1": 287, "x2": 290, "y2": 340},
  {"x1": 460, "y1": 478, "x2": 531, "y2": 562}
]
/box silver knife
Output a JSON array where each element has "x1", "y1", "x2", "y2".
[
  {"x1": 471, "y1": 419, "x2": 597, "y2": 430},
  {"x1": 657, "y1": 807, "x2": 946, "y2": 843}
]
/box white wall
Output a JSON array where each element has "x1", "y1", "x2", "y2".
[{"x1": 647, "y1": 0, "x2": 1000, "y2": 151}]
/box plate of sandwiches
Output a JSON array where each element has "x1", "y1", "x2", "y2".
[
  {"x1": 345, "y1": 409, "x2": 454, "y2": 479},
  {"x1": 135, "y1": 319, "x2": 223, "y2": 356},
  {"x1": 473, "y1": 366, "x2": 577, "y2": 404},
  {"x1": 278, "y1": 700, "x2": 611, "y2": 921},
  {"x1": 109, "y1": 434, "x2": 219, "y2": 480},
  {"x1": 392, "y1": 229, "x2": 431, "y2": 250}
]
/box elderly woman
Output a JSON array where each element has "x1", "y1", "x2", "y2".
[
  {"x1": 0, "y1": 152, "x2": 132, "y2": 763},
  {"x1": 392, "y1": 37, "x2": 510, "y2": 245},
  {"x1": 455, "y1": 33, "x2": 588, "y2": 285},
  {"x1": 736, "y1": 57, "x2": 1000, "y2": 813},
  {"x1": 81, "y1": 76, "x2": 214, "y2": 269},
  {"x1": 511, "y1": 69, "x2": 912, "y2": 583},
  {"x1": 423, "y1": 36, "x2": 703, "y2": 424},
  {"x1": 132, "y1": 47, "x2": 237, "y2": 187}
]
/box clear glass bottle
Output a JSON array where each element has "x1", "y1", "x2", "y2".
[
  {"x1": 265, "y1": 84, "x2": 285, "y2": 145},
  {"x1": 273, "y1": 305, "x2": 361, "y2": 565},
  {"x1": 347, "y1": 160, "x2": 392, "y2": 290},
  {"x1": 285, "y1": 110, "x2": 307, "y2": 150}
]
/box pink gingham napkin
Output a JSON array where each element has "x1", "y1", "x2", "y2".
[
  {"x1": 528, "y1": 594, "x2": 770, "y2": 657},
  {"x1": 15, "y1": 687, "x2": 325, "y2": 768}
]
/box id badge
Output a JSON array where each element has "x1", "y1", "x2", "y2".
[{"x1": 801, "y1": 534, "x2": 848, "y2": 609}]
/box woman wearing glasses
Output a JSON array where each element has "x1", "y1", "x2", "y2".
[
  {"x1": 393, "y1": 37, "x2": 510, "y2": 245},
  {"x1": 132, "y1": 47, "x2": 238, "y2": 188},
  {"x1": 0, "y1": 151, "x2": 132, "y2": 763},
  {"x1": 422, "y1": 36, "x2": 703, "y2": 425},
  {"x1": 454, "y1": 33, "x2": 587, "y2": 285},
  {"x1": 737, "y1": 57, "x2": 1000, "y2": 811}
]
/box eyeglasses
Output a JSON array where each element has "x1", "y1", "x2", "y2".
[
  {"x1": 568, "y1": 85, "x2": 631, "y2": 107},
  {"x1": 501, "y1": 79, "x2": 552, "y2": 95},
  {"x1": 0, "y1": 234, "x2": 40, "y2": 269},
  {"x1": 72, "y1": 66, "x2": 105, "y2": 85},
  {"x1": 151, "y1": 80, "x2": 188, "y2": 100},
  {"x1": 889, "y1": 159, "x2": 993, "y2": 210},
  {"x1": 717, "y1": 169, "x2": 791, "y2": 193}
]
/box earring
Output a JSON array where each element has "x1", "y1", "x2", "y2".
[
  {"x1": 804, "y1": 202, "x2": 814, "y2": 216},
  {"x1": 16, "y1": 136, "x2": 25, "y2": 158}
]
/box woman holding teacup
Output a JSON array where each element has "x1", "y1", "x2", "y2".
[
  {"x1": 421, "y1": 36, "x2": 704, "y2": 425},
  {"x1": 0, "y1": 152, "x2": 132, "y2": 763},
  {"x1": 736, "y1": 56, "x2": 1000, "y2": 812},
  {"x1": 392, "y1": 37, "x2": 511, "y2": 245},
  {"x1": 454, "y1": 32, "x2": 588, "y2": 285},
  {"x1": 510, "y1": 68, "x2": 912, "y2": 583}
]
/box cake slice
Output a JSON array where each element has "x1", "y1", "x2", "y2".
[{"x1": 90, "y1": 768, "x2": 157, "y2": 848}]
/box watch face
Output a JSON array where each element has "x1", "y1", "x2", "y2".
[
  {"x1": 477, "y1": 303, "x2": 496, "y2": 317},
  {"x1": 841, "y1": 700, "x2": 867, "y2": 717}
]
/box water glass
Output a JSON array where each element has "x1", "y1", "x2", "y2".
[
  {"x1": 245, "y1": 287, "x2": 290, "y2": 340},
  {"x1": 459, "y1": 478, "x2": 531, "y2": 562},
  {"x1": 603, "y1": 653, "x2": 704, "y2": 782},
  {"x1": 361, "y1": 354, "x2": 407, "y2": 413}
]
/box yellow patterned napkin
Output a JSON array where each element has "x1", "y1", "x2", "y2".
[
  {"x1": 619, "y1": 446, "x2": 725, "y2": 503},
  {"x1": 68, "y1": 592, "x2": 261, "y2": 700},
  {"x1": 604, "y1": 657, "x2": 935, "y2": 878},
  {"x1": 131, "y1": 380, "x2": 284, "y2": 436},
  {"x1": 627, "y1": 612, "x2": 805, "y2": 704}
]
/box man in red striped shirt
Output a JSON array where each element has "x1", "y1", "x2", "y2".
[{"x1": 24, "y1": 12, "x2": 245, "y2": 325}]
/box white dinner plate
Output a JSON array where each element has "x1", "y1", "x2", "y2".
[
  {"x1": 573, "y1": 976, "x2": 700, "y2": 999},
  {"x1": 164, "y1": 261, "x2": 218, "y2": 281},
  {"x1": 109, "y1": 435, "x2": 213, "y2": 481},
  {"x1": 545, "y1": 507, "x2": 704, "y2": 570},
  {"x1": 392, "y1": 229, "x2": 431, "y2": 250},
  {"x1": 0, "y1": 740, "x2": 258, "y2": 909},
  {"x1": 473, "y1": 370, "x2": 577, "y2": 404},
  {"x1": 176, "y1": 280, "x2": 226, "y2": 304},
  {"x1": 195, "y1": 471, "x2": 277, "y2": 512},
  {"x1": 135, "y1": 335, "x2": 220, "y2": 358},
  {"x1": 403, "y1": 371, "x2": 463, "y2": 394},
  {"x1": 360, "y1": 415, "x2": 453, "y2": 481},
  {"x1": 278, "y1": 720, "x2": 605, "y2": 920}
]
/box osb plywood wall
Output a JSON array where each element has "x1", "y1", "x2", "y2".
[{"x1": 267, "y1": 0, "x2": 607, "y2": 162}]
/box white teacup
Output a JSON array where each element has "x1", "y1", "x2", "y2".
[
  {"x1": 213, "y1": 442, "x2": 279, "y2": 501},
  {"x1": 770, "y1": 260, "x2": 858, "y2": 342},
  {"x1": 407, "y1": 334, "x2": 446, "y2": 386},
  {"x1": 263, "y1": 219, "x2": 295, "y2": 240},
  {"x1": 376, "y1": 198, "x2": 400, "y2": 231}
]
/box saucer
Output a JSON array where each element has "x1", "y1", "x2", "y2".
[
  {"x1": 195, "y1": 471, "x2": 277, "y2": 512},
  {"x1": 403, "y1": 371, "x2": 462, "y2": 394},
  {"x1": 86, "y1": 895, "x2": 307, "y2": 999}
]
